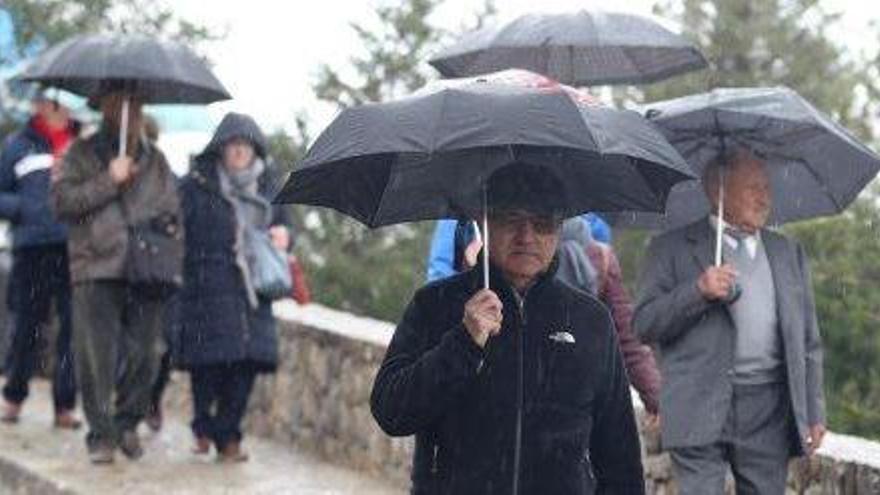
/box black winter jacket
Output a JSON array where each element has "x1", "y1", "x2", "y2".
[{"x1": 371, "y1": 263, "x2": 645, "y2": 495}]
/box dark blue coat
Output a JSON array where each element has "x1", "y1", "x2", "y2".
[
  {"x1": 0, "y1": 119, "x2": 74, "y2": 249},
  {"x1": 173, "y1": 157, "x2": 289, "y2": 372}
]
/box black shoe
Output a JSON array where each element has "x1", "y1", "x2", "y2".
[
  {"x1": 119, "y1": 430, "x2": 144, "y2": 460},
  {"x1": 88, "y1": 443, "x2": 115, "y2": 465},
  {"x1": 1, "y1": 400, "x2": 21, "y2": 423}
]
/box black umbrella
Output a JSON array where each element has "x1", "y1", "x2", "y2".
[
  {"x1": 428, "y1": 10, "x2": 708, "y2": 86},
  {"x1": 606, "y1": 86, "x2": 880, "y2": 265},
  {"x1": 18, "y1": 34, "x2": 231, "y2": 156},
  {"x1": 278, "y1": 72, "x2": 693, "y2": 224},
  {"x1": 17, "y1": 34, "x2": 230, "y2": 104}
]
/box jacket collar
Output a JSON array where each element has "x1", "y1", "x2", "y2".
[{"x1": 465, "y1": 254, "x2": 560, "y2": 304}]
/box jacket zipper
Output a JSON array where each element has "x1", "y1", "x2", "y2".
[{"x1": 511, "y1": 289, "x2": 527, "y2": 495}]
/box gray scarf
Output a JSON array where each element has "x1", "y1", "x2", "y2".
[{"x1": 218, "y1": 158, "x2": 272, "y2": 308}]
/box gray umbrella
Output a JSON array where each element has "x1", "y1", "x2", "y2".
[
  {"x1": 17, "y1": 34, "x2": 230, "y2": 104},
  {"x1": 17, "y1": 34, "x2": 230, "y2": 157},
  {"x1": 606, "y1": 87, "x2": 880, "y2": 262},
  {"x1": 428, "y1": 10, "x2": 708, "y2": 86}
]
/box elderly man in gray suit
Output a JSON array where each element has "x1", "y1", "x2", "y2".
[{"x1": 633, "y1": 147, "x2": 826, "y2": 494}]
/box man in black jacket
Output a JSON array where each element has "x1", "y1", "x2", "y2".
[{"x1": 371, "y1": 163, "x2": 645, "y2": 495}]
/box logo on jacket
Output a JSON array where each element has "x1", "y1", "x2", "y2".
[{"x1": 548, "y1": 330, "x2": 576, "y2": 344}]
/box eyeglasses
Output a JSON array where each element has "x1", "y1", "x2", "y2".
[{"x1": 489, "y1": 211, "x2": 562, "y2": 235}]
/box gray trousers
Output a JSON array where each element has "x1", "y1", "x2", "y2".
[
  {"x1": 670, "y1": 382, "x2": 795, "y2": 495},
  {"x1": 72, "y1": 281, "x2": 165, "y2": 447}
]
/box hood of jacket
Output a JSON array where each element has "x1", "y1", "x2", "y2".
[{"x1": 196, "y1": 112, "x2": 268, "y2": 164}]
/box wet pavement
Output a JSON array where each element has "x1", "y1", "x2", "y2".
[{"x1": 0, "y1": 380, "x2": 403, "y2": 494}]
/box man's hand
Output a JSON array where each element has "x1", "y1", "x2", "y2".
[
  {"x1": 269, "y1": 225, "x2": 291, "y2": 251},
  {"x1": 109, "y1": 156, "x2": 136, "y2": 185},
  {"x1": 697, "y1": 264, "x2": 738, "y2": 301},
  {"x1": 806, "y1": 423, "x2": 826, "y2": 455},
  {"x1": 462, "y1": 289, "x2": 503, "y2": 348},
  {"x1": 643, "y1": 413, "x2": 661, "y2": 433}
]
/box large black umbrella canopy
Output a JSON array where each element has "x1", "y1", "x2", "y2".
[
  {"x1": 606, "y1": 86, "x2": 880, "y2": 230},
  {"x1": 17, "y1": 34, "x2": 230, "y2": 104},
  {"x1": 428, "y1": 10, "x2": 708, "y2": 86},
  {"x1": 276, "y1": 71, "x2": 695, "y2": 227}
]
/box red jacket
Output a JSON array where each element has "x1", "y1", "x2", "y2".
[{"x1": 588, "y1": 242, "x2": 661, "y2": 414}]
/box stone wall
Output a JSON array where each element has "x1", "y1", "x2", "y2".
[{"x1": 163, "y1": 301, "x2": 880, "y2": 494}]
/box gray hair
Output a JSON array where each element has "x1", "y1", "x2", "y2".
[{"x1": 702, "y1": 147, "x2": 765, "y2": 197}]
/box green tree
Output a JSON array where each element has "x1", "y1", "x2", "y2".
[
  {"x1": 785, "y1": 189, "x2": 880, "y2": 439},
  {"x1": 286, "y1": 0, "x2": 495, "y2": 322},
  {"x1": 1, "y1": 0, "x2": 217, "y2": 65},
  {"x1": 0, "y1": 0, "x2": 217, "y2": 137}
]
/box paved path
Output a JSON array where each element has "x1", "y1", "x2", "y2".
[{"x1": 0, "y1": 380, "x2": 403, "y2": 494}]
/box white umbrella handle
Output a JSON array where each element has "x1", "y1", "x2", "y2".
[
  {"x1": 714, "y1": 168, "x2": 725, "y2": 267},
  {"x1": 482, "y1": 186, "x2": 490, "y2": 290},
  {"x1": 118, "y1": 97, "x2": 129, "y2": 158}
]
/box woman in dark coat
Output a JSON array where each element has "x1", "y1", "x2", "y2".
[{"x1": 175, "y1": 112, "x2": 290, "y2": 462}]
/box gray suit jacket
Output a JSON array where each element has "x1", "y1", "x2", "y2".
[{"x1": 633, "y1": 219, "x2": 825, "y2": 453}]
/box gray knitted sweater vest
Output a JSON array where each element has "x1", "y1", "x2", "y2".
[{"x1": 725, "y1": 236, "x2": 784, "y2": 384}]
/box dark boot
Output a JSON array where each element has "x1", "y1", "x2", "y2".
[
  {"x1": 1, "y1": 400, "x2": 21, "y2": 423},
  {"x1": 119, "y1": 430, "x2": 144, "y2": 460},
  {"x1": 53, "y1": 409, "x2": 82, "y2": 430},
  {"x1": 217, "y1": 440, "x2": 249, "y2": 463},
  {"x1": 88, "y1": 442, "x2": 115, "y2": 465},
  {"x1": 192, "y1": 435, "x2": 211, "y2": 455}
]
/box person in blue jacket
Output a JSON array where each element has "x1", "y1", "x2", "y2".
[
  {"x1": 426, "y1": 213, "x2": 611, "y2": 282},
  {"x1": 0, "y1": 90, "x2": 80, "y2": 429}
]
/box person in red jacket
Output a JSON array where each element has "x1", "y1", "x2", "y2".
[{"x1": 587, "y1": 240, "x2": 661, "y2": 417}]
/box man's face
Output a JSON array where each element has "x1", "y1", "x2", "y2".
[
  {"x1": 34, "y1": 99, "x2": 71, "y2": 130},
  {"x1": 722, "y1": 158, "x2": 772, "y2": 233},
  {"x1": 487, "y1": 209, "x2": 561, "y2": 289}
]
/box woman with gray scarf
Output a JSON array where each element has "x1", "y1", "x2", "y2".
[{"x1": 174, "y1": 113, "x2": 291, "y2": 462}]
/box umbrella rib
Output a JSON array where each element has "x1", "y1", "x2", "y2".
[{"x1": 368, "y1": 156, "x2": 403, "y2": 227}]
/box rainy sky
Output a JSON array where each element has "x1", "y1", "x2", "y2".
[{"x1": 169, "y1": 0, "x2": 880, "y2": 134}]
